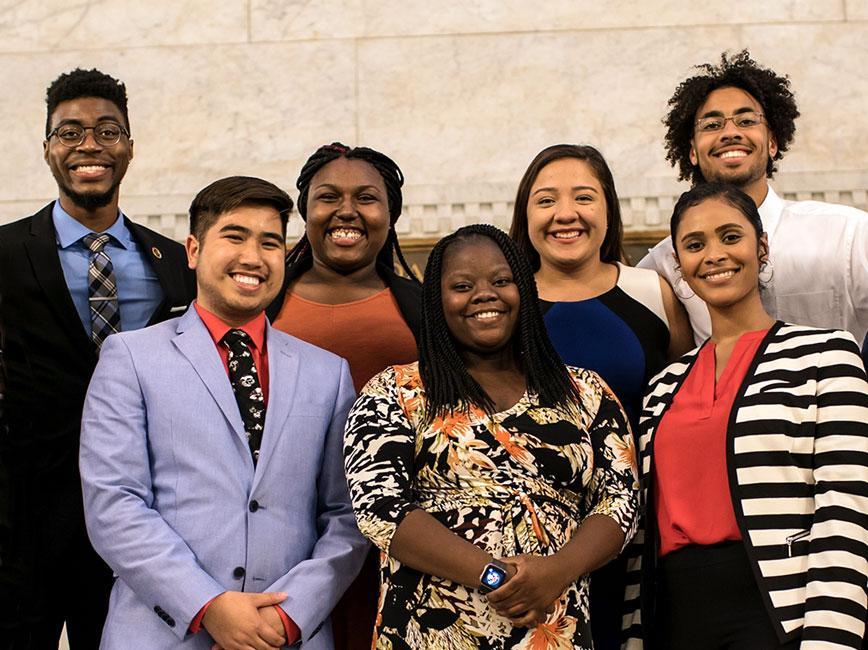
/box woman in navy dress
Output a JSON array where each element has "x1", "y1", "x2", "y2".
[{"x1": 509, "y1": 144, "x2": 692, "y2": 649}]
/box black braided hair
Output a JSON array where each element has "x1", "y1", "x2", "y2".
[
  {"x1": 46, "y1": 68, "x2": 130, "y2": 136},
  {"x1": 419, "y1": 224, "x2": 582, "y2": 422},
  {"x1": 664, "y1": 50, "x2": 799, "y2": 185},
  {"x1": 286, "y1": 142, "x2": 418, "y2": 281}
]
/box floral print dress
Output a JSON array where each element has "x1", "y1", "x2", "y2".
[{"x1": 343, "y1": 362, "x2": 639, "y2": 649}]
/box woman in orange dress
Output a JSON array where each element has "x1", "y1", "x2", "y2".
[{"x1": 267, "y1": 143, "x2": 421, "y2": 649}]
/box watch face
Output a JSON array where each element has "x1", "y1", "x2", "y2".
[{"x1": 482, "y1": 564, "x2": 506, "y2": 590}]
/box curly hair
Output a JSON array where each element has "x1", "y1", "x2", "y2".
[
  {"x1": 664, "y1": 50, "x2": 800, "y2": 185},
  {"x1": 286, "y1": 142, "x2": 418, "y2": 282},
  {"x1": 46, "y1": 68, "x2": 129, "y2": 136},
  {"x1": 419, "y1": 224, "x2": 581, "y2": 422}
]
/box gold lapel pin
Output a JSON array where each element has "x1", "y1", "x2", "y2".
[{"x1": 151, "y1": 246, "x2": 162, "y2": 259}]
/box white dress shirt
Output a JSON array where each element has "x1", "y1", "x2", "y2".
[{"x1": 638, "y1": 185, "x2": 868, "y2": 345}]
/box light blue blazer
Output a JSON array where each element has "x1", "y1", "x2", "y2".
[{"x1": 80, "y1": 308, "x2": 368, "y2": 648}]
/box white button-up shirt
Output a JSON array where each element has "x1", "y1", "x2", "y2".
[{"x1": 638, "y1": 185, "x2": 868, "y2": 346}]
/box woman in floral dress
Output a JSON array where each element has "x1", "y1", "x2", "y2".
[{"x1": 344, "y1": 224, "x2": 639, "y2": 649}]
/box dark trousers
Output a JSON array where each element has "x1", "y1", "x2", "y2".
[
  {"x1": 656, "y1": 542, "x2": 799, "y2": 650},
  {"x1": 589, "y1": 554, "x2": 628, "y2": 650},
  {"x1": 330, "y1": 547, "x2": 378, "y2": 650},
  {"x1": 0, "y1": 465, "x2": 113, "y2": 650}
]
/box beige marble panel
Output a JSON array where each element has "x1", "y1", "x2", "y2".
[
  {"x1": 0, "y1": 39, "x2": 357, "y2": 210},
  {"x1": 0, "y1": 1, "x2": 248, "y2": 53},
  {"x1": 0, "y1": 53, "x2": 57, "y2": 208},
  {"x1": 357, "y1": 27, "x2": 729, "y2": 187},
  {"x1": 252, "y1": 0, "x2": 843, "y2": 41},
  {"x1": 741, "y1": 23, "x2": 868, "y2": 175},
  {"x1": 357, "y1": 23, "x2": 867, "y2": 193},
  {"x1": 251, "y1": 0, "x2": 366, "y2": 41},
  {"x1": 846, "y1": 0, "x2": 868, "y2": 20},
  {"x1": 2, "y1": 11, "x2": 866, "y2": 236}
]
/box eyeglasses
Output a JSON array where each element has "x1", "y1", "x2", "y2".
[
  {"x1": 694, "y1": 111, "x2": 765, "y2": 133},
  {"x1": 47, "y1": 121, "x2": 130, "y2": 147}
]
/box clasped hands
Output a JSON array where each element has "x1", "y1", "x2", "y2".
[
  {"x1": 485, "y1": 554, "x2": 569, "y2": 628},
  {"x1": 199, "y1": 556, "x2": 568, "y2": 645},
  {"x1": 203, "y1": 591, "x2": 289, "y2": 650}
]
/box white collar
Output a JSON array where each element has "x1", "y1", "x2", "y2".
[{"x1": 758, "y1": 184, "x2": 784, "y2": 244}]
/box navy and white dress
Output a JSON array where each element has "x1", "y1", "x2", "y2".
[
  {"x1": 540, "y1": 263, "x2": 670, "y2": 427},
  {"x1": 539, "y1": 262, "x2": 670, "y2": 650}
]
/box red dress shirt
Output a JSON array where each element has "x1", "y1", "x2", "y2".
[
  {"x1": 187, "y1": 303, "x2": 298, "y2": 644},
  {"x1": 654, "y1": 328, "x2": 769, "y2": 557},
  {"x1": 195, "y1": 303, "x2": 270, "y2": 404}
]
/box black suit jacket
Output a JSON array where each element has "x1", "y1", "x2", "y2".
[{"x1": 0, "y1": 202, "x2": 195, "y2": 553}]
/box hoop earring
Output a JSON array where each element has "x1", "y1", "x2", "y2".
[
  {"x1": 759, "y1": 259, "x2": 774, "y2": 287},
  {"x1": 673, "y1": 268, "x2": 695, "y2": 300}
]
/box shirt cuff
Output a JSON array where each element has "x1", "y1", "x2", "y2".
[
  {"x1": 188, "y1": 595, "x2": 220, "y2": 634},
  {"x1": 274, "y1": 606, "x2": 300, "y2": 645}
]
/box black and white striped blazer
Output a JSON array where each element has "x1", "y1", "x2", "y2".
[{"x1": 622, "y1": 323, "x2": 868, "y2": 649}]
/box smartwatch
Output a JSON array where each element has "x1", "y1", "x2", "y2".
[{"x1": 478, "y1": 559, "x2": 510, "y2": 593}]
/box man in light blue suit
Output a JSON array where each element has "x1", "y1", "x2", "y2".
[{"x1": 80, "y1": 176, "x2": 368, "y2": 649}]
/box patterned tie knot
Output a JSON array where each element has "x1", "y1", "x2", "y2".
[
  {"x1": 222, "y1": 328, "x2": 252, "y2": 349},
  {"x1": 83, "y1": 233, "x2": 111, "y2": 253}
]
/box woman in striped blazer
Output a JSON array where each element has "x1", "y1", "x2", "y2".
[{"x1": 623, "y1": 183, "x2": 868, "y2": 649}]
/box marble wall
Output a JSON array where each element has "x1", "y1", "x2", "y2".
[{"x1": 1, "y1": 0, "x2": 866, "y2": 244}]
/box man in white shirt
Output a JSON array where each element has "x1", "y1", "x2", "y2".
[{"x1": 639, "y1": 50, "x2": 868, "y2": 346}]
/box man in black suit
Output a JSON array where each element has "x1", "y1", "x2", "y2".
[{"x1": 0, "y1": 68, "x2": 194, "y2": 649}]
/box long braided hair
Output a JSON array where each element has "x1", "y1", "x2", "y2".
[
  {"x1": 287, "y1": 142, "x2": 418, "y2": 281},
  {"x1": 419, "y1": 224, "x2": 582, "y2": 422}
]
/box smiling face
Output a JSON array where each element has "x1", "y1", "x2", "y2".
[
  {"x1": 304, "y1": 156, "x2": 391, "y2": 275},
  {"x1": 673, "y1": 197, "x2": 768, "y2": 310},
  {"x1": 186, "y1": 204, "x2": 286, "y2": 326},
  {"x1": 526, "y1": 157, "x2": 608, "y2": 273},
  {"x1": 44, "y1": 96, "x2": 133, "y2": 213},
  {"x1": 441, "y1": 236, "x2": 520, "y2": 359},
  {"x1": 689, "y1": 86, "x2": 777, "y2": 198}
]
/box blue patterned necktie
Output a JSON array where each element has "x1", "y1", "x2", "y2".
[
  {"x1": 222, "y1": 329, "x2": 266, "y2": 464},
  {"x1": 83, "y1": 233, "x2": 121, "y2": 350}
]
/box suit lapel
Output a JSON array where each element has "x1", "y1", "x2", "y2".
[
  {"x1": 127, "y1": 219, "x2": 188, "y2": 326},
  {"x1": 24, "y1": 204, "x2": 93, "y2": 354},
  {"x1": 173, "y1": 309, "x2": 253, "y2": 462},
  {"x1": 251, "y1": 328, "x2": 300, "y2": 485}
]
